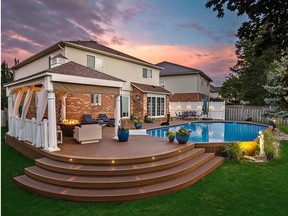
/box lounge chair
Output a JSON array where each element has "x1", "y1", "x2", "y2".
[
  {"x1": 99, "y1": 114, "x2": 115, "y2": 126},
  {"x1": 82, "y1": 114, "x2": 106, "y2": 126}
]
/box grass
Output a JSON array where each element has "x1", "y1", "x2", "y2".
[
  {"x1": 2, "y1": 126, "x2": 288, "y2": 216},
  {"x1": 278, "y1": 124, "x2": 288, "y2": 134}
]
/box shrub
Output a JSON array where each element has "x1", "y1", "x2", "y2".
[
  {"x1": 264, "y1": 131, "x2": 280, "y2": 160},
  {"x1": 223, "y1": 142, "x2": 243, "y2": 160}
]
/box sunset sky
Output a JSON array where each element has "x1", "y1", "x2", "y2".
[{"x1": 1, "y1": 0, "x2": 247, "y2": 86}]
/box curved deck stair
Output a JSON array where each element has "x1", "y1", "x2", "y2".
[{"x1": 14, "y1": 145, "x2": 224, "y2": 202}]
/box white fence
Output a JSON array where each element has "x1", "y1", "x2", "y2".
[
  {"x1": 169, "y1": 101, "x2": 225, "y2": 120},
  {"x1": 225, "y1": 105, "x2": 288, "y2": 125}
]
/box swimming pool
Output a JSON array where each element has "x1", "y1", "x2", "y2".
[{"x1": 147, "y1": 121, "x2": 269, "y2": 143}]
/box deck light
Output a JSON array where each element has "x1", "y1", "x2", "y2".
[
  {"x1": 112, "y1": 160, "x2": 115, "y2": 164},
  {"x1": 178, "y1": 150, "x2": 181, "y2": 153},
  {"x1": 152, "y1": 156, "x2": 155, "y2": 160},
  {"x1": 69, "y1": 158, "x2": 73, "y2": 162}
]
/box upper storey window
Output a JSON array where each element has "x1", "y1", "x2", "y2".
[
  {"x1": 87, "y1": 55, "x2": 103, "y2": 70},
  {"x1": 143, "y1": 68, "x2": 152, "y2": 79}
]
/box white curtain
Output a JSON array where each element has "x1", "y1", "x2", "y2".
[
  {"x1": 59, "y1": 93, "x2": 66, "y2": 121},
  {"x1": 36, "y1": 87, "x2": 48, "y2": 147},
  {"x1": 19, "y1": 86, "x2": 34, "y2": 140},
  {"x1": 12, "y1": 88, "x2": 24, "y2": 116},
  {"x1": 11, "y1": 88, "x2": 24, "y2": 137}
]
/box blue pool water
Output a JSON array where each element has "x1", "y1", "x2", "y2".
[{"x1": 147, "y1": 122, "x2": 269, "y2": 143}]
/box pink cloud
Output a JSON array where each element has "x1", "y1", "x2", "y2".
[{"x1": 2, "y1": 48, "x2": 34, "y2": 67}]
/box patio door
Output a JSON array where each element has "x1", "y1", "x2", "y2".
[
  {"x1": 147, "y1": 94, "x2": 165, "y2": 117},
  {"x1": 121, "y1": 96, "x2": 130, "y2": 118}
]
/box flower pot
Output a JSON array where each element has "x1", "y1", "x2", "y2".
[
  {"x1": 134, "y1": 122, "x2": 143, "y2": 129},
  {"x1": 168, "y1": 136, "x2": 175, "y2": 143},
  {"x1": 118, "y1": 130, "x2": 129, "y2": 142},
  {"x1": 176, "y1": 134, "x2": 190, "y2": 144}
]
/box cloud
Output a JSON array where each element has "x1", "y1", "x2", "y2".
[
  {"x1": 178, "y1": 22, "x2": 222, "y2": 42},
  {"x1": 1, "y1": 0, "x2": 145, "y2": 63}
]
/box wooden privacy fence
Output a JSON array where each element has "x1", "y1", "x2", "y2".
[{"x1": 225, "y1": 105, "x2": 288, "y2": 125}]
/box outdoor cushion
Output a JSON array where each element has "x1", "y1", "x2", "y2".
[
  {"x1": 83, "y1": 114, "x2": 106, "y2": 125},
  {"x1": 98, "y1": 114, "x2": 115, "y2": 123}
]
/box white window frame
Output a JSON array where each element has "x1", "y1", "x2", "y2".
[
  {"x1": 147, "y1": 94, "x2": 166, "y2": 117},
  {"x1": 143, "y1": 68, "x2": 152, "y2": 79},
  {"x1": 91, "y1": 94, "x2": 101, "y2": 106},
  {"x1": 160, "y1": 80, "x2": 165, "y2": 87},
  {"x1": 87, "y1": 54, "x2": 104, "y2": 71},
  {"x1": 121, "y1": 95, "x2": 130, "y2": 118}
]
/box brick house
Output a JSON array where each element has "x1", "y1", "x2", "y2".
[
  {"x1": 5, "y1": 40, "x2": 170, "y2": 151},
  {"x1": 156, "y1": 61, "x2": 212, "y2": 102}
]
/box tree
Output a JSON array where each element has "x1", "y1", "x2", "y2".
[
  {"x1": 205, "y1": 0, "x2": 288, "y2": 56},
  {"x1": 225, "y1": 30, "x2": 279, "y2": 105},
  {"x1": 219, "y1": 74, "x2": 241, "y2": 103},
  {"x1": 1, "y1": 61, "x2": 14, "y2": 109},
  {"x1": 263, "y1": 54, "x2": 288, "y2": 117}
]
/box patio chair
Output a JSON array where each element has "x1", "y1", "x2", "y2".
[
  {"x1": 98, "y1": 113, "x2": 115, "y2": 126},
  {"x1": 74, "y1": 124, "x2": 102, "y2": 144},
  {"x1": 82, "y1": 114, "x2": 106, "y2": 126}
]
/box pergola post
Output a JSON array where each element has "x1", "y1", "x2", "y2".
[
  {"x1": 46, "y1": 90, "x2": 60, "y2": 152},
  {"x1": 46, "y1": 76, "x2": 60, "y2": 152},
  {"x1": 114, "y1": 95, "x2": 121, "y2": 139}
]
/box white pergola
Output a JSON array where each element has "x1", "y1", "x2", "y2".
[{"x1": 5, "y1": 69, "x2": 124, "y2": 152}]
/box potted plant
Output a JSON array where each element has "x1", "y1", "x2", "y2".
[
  {"x1": 176, "y1": 127, "x2": 192, "y2": 144},
  {"x1": 118, "y1": 124, "x2": 129, "y2": 142},
  {"x1": 133, "y1": 118, "x2": 143, "y2": 129},
  {"x1": 166, "y1": 131, "x2": 176, "y2": 142},
  {"x1": 145, "y1": 116, "x2": 155, "y2": 123}
]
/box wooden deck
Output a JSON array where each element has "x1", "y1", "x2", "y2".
[{"x1": 8, "y1": 118, "x2": 225, "y2": 202}]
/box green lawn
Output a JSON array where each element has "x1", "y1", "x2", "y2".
[{"x1": 2, "y1": 127, "x2": 288, "y2": 216}]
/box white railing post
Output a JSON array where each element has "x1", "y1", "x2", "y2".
[
  {"x1": 43, "y1": 119, "x2": 49, "y2": 150},
  {"x1": 32, "y1": 117, "x2": 37, "y2": 145}
]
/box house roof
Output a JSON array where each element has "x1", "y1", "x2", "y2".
[
  {"x1": 51, "y1": 53, "x2": 68, "y2": 60},
  {"x1": 156, "y1": 61, "x2": 212, "y2": 82},
  {"x1": 12, "y1": 40, "x2": 162, "y2": 70},
  {"x1": 67, "y1": 40, "x2": 154, "y2": 65},
  {"x1": 6, "y1": 61, "x2": 124, "y2": 87},
  {"x1": 210, "y1": 84, "x2": 221, "y2": 92},
  {"x1": 131, "y1": 82, "x2": 171, "y2": 94},
  {"x1": 46, "y1": 61, "x2": 124, "y2": 82}
]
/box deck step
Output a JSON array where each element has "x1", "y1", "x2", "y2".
[
  {"x1": 14, "y1": 157, "x2": 224, "y2": 202},
  {"x1": 35, "y1": 148, "x2": 205, "y2": 176},
  {"x1": 25, "y1": 153, "x2": 215, "y2": 188}
]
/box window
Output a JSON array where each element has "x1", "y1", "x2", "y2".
[
  {"x1": 91, "y1": 94, "x2": 101, "y2": 105},
  {"x1": 147, "y1": 95, "x2": 165, "y2": 117},
  {"x1": 201, "y1": 78, "x2": 204, "y2": 86},
  {"x1": 143, "y1": 68, "x2": 152, "y2": 78},
  {"x1": 87, "y1": 55, "x2": 95, "y2": 68},
  {"x1": 87, "y1": 55, "x2": 103, "y2": 70},
  {"x1": 160, "y1": 80, "x2": 165, "y2": 87},
  {"x1": 121, "y1": 96, "x2": 130, "y2": 118}
]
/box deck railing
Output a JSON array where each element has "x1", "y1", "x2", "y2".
[{"x1": 10, "y1": 117, "x2": 48, "y2": 148}]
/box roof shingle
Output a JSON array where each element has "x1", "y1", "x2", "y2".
[
  {"x1": 131, "y1": 82, "x2": 171, "y2": 94},
  {"x1": 46, "y1": 61, "x2": 124, "y2": 82},
  {"x1": 156, "y1": 61, "x2": 212, "y2": 82}
]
